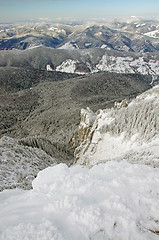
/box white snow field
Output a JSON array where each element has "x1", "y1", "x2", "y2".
[{"x1": 0, "y1": 86, "x2": 159, "y2": 240}]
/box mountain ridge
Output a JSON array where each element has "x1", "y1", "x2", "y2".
[
  {"x1": 1, "y1": 20, "x2": 159, "y2": 52},
  {"x1": 0, "y1": 47, "x2": 159, "y2": 81}
]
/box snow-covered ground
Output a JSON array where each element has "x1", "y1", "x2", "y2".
[
  {"x1": 0, "y1": 161, "x2": 159, "y2": 240},
  {"x1": 0, "y1": 86, "x2": 159, "y2": 239},
  {"x1": 48, "y1": 27, "x2": 66, "y2": 34},
  {"x1": 27, "y1": 45, "x2": 42, "y2": 50},
  {"x1": 46, "y1": 64, "x2": 54, "y2": 71}
]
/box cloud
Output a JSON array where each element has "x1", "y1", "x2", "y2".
[{"x1": 38, "y1": 18, "x2": 49, "y2": 20}]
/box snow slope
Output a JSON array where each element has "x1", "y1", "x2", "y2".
[
  {"x1": 0, "y1": 162, "x2": 159, "y2": 240},
  {"x1": 58, "y1": 41, "x2": 79, "y2": 50},
  {"x1": 56, "y1": 59, "x2": 79, "y2": 73},
  {"x1": 144, "y1": 30, "x2": 159, "y2": 38},
  {"x1": 55, "y1": 59, "x2": 86, "y2": 74},
  {"x1": 75, "y1": 85, "x2": 159, "y2": 166},
  {"x1": 96, "y1": 55, "x2": 159, "y2": 76},
  {"x1": 53, "y1": 54, "x2": 159, "y2": 78},
  {"x1": 0, "y1": 136, "x2": 56, "y2": 191}
]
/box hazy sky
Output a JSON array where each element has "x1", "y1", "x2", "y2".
[{"x1": 0, "y1": 0, "x2": 159, "y2": 22}]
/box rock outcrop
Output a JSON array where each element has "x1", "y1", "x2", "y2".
[{"x1": 74, "y1": 85, "x2": 159, "y2": 167}]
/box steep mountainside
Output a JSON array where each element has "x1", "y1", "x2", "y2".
[
  {"x1": 0, "y1": 136, "x2": 56, "y2": 191},
  {"x1": 0, "y1": 68, "x2": 151, "y2": 165},
  {"x1": 74, "y1": 85, "x2": 159, "y2": 167}
]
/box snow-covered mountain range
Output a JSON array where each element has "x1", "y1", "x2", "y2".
[
  {"x1": 1, "y1": 19, "x2": 159, "y2": 52},
  {"x1": 1, "y1": 19, "x2": 159, "y2": 79}
]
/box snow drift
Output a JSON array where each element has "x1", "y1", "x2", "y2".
[{"x1": 0, "y1": 162, "x2": 159, "y2": 240}]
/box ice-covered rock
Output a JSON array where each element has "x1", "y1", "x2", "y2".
[
  {"x1": 78, "y1": 107, "x2": 96, "y2": 143},
  {"x1": 74, "y1": 85, "x2": 159, "y2": 166}
]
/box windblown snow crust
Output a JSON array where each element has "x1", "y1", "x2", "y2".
[
  {"x1": 74, "y1": 85, "x2": 159, "y2": 166},
  {"x1": 0, "y1": 162, "x2": 159, "y2": 240}
]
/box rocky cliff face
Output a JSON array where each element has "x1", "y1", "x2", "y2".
[{"x1": 74, "y1": 85, "x2": 159, "y2": 167}]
